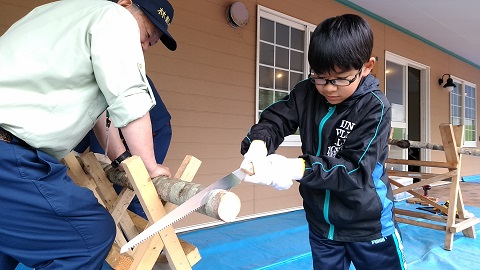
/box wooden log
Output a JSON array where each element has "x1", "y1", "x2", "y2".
[
  {"x1": 99, "y1": 161, "x2": 241, "y2": 222},
  {"x1": 388, "y1": 138, "x2": 480, "y2": 156}
]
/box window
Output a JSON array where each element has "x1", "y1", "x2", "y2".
[
  {"x1": 256, "y1": 6, "x2": 316, "y2": 146},
  {"x1": 450, "y1": 79, "x2": 477, "y2": 147}
]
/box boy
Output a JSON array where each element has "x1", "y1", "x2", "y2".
[{"x1": 240, "y1": 14, "x2": 406, "y2": 270}]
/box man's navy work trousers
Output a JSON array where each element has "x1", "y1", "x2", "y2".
[{"x1": 0, "y1": 137, "x2": 115, "y2": 269}]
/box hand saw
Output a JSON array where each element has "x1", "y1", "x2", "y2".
[{"x1": 120, "y1": 165, "x2": 252, "y2": 253}]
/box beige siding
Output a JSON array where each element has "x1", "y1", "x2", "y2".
[{"x1": 2, "y1": 0, "x2": 480, "y2": 229}]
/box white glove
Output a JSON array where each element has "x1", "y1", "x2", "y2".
[
  {"x1": 244, "y1": 154, "x2": 305, "y2": 190},
  {"x1": 241, "y1": 140, "x2": 268, "y2": 174}
]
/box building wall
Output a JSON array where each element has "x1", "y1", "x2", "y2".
[{"x1": 1, "y1": 0, "x2": 479, "y2": 229}]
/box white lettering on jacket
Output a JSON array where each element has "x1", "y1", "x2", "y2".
[{"x1": 327, "y1": 120, "x2": 356, "y2": 157}]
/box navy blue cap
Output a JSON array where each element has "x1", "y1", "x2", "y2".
[{"x1": 133, "y1": 0, "x2": 177, "y2": 51}]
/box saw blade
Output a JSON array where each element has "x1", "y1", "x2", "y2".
[{"x1": 120, "y1": 168, "x2": 246, "y2": 253}]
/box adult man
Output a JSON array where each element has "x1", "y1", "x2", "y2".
[{"x1": 0, "y1": 0, "x2": 176, "y2": 269}]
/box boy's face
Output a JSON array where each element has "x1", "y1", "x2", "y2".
[
  {"x1": 311, "y1": 61, "x2": 373, "y2": 104},
  {"x1": 311, "y1": 67, "x2": 364, "y2": 104}
]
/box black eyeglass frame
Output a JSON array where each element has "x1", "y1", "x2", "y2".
[{"x1": 310, "y1": 67, "x2": 363, "y2": 86}]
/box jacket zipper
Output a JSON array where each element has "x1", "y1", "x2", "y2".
[{"x1": 316, "y1": 105, "x2": 336, "y2": 240}]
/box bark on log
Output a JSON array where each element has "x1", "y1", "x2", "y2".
[
  {"x1": 388, "y1": 139, "x2": 480, "y2": 156},
  {"x1": 101, "y1": 162, "x2": 241, "y2": 222}
]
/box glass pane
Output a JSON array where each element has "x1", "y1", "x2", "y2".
[
  {"x1": 452, "y1": 85, "x2": 460, "y2": 95},
  {"x1": 386, "y1": 61, "x2": 405, "y2": 124},
  {"x1": 467, "y1": 85, "x2": 476, "y2": 98},
  {"x1": 275, "y1": 91, "x2": 288, "y2": 102},
  {"x1": 275, "y1": 69, "x2": 289, "y2": 90},
  {"x1": 451, "y1": 104, "x2": 460, "y2": 118},
  {"x1": 291, "y1": 28, "x2": 304, "y2": 50},
  {"x1": 290, "y1": 50, "x2": 304, "y2": 72},
  {"x1": 290, "y1": 72, "x2": 303, "y2": 90},
  {"x1": 452, "y1": 117, "x2": 461, "y2": 126},
  {"x1": 260, "y1": 18, "x2": 274, "y2": 43},
  {"x1": 464, "y1": 85, "x2": 476, "y2": 143},
  {"x1": 276, "y1": 23, "x2": 289, "y2": 47},
  {"x1": 259, "y1": 89, "x2": 274, "y2": 110},
  {"x1": 466, "y1": 107, "x2": 472, "y2": 118},
  {"x1": 386, "y1": 61, "x2": 404, "y2": 106},
  {"x1": 259, "y1": 43, "x2": 274, "y2": 66},
  {"x1": 465, "y1": 119, "x2": 474, "y2": 129},
  {"x1": 465, "y1": 129, "x2": 474, "y2": 142},
  {"x1": 259, "y1": 66, "x2": 274, "y2": 88},
  {"x1": 275, "y1": 46, "x2": 289, "y2": 69}
]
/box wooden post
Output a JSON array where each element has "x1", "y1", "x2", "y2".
[
  {"x1": 62, "y1": 153, "x2": 217, "y2": 269},
  {"x1": 387, "y1": 124, "x2": 479, "y2": 251}
]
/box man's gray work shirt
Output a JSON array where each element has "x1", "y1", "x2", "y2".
[{"x1": 0, "y1": 0, "x2": 156, "y2": 159}]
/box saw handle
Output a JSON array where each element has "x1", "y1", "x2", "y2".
[{"x1": 241, "y1": 162, "x2": 254, "y2": 176}]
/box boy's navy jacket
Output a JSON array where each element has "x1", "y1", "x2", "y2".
[{"x1": 241, "y1": 74, "x2": 395, "y2": 242}]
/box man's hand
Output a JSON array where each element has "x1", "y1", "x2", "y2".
[
  {"x1": 147, "y1": 164, "x2": 171, "y2": 178},
  {"x1": 244, "y1": 154, "x2": 305, "y2": 190},
  {"x1": 241, "y1": 140, "x2": 267, "y2": 173}
]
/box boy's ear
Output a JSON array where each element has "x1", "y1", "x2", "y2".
[
  {"x1": 117, "y1": 0, "x2": 134, "y2": 8},
  {"x1": 362, "y1": 57, "x2": 376, "y2": 76}
]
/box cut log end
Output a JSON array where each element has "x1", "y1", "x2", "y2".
[{"x1": 204, "y1": 189, "x2": 241, "y2": 222}]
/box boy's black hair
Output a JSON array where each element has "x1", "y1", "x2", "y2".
[{"x1": 308, "y1": 14, "x2": 373, "y2": 75}]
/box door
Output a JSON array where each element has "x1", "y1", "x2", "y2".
[{"x1": 385, "y1": 52, "x2": 430, "y2": 177}]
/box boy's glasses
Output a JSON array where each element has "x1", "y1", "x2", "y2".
[{"x1": 310, "y1": 68, "x2": 362, "y2": 86}]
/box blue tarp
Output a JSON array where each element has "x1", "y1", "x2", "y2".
[
  {"x1": 462, "y1": 175, "x2": 480, "y2": 183},
  {"x1": 16, "y1": 202, "x2": 480, "y2": 270},
  {"x1": 178, "y1": 201, "x2": 480, "y2": 270}
]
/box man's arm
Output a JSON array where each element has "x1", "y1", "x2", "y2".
[
  {"x1": 119, "y1": 112, "x2": 171, "y2": 178},
  {"x1": 93, "y1": 111, "x2": 170, "y2": 178},
  {"x1": 93, "y1": 111, "x2": 126, "y2": 160}
]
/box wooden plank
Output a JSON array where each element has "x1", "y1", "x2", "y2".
[
  {"x1": 386, "y1": 170, "x2": 442, "y2": 179},
  {"x1": 165, "y1": 155, "x2": 202, "y2": 214},
  {"x1": 119, "y1": 212, "x2": 143, "y2": 241},
  {"x1": 386, "y1": 158, "x2": 455, "y2": 169},
  {"x1": 62, "y1": 153, "x2": 105, "y2": 207},
  {"x1": 450, "y1": 217, "x2": 480, "y2": 233},
  {"x1": 450, "y1": 125, "x2": 476, "y2": 238},
  {"x1": 105, "y1": 242, "x2": 134, "y2": 270},
  {"x1": 440, "y1": 124, "x2": 460, "y2": 165},
  {"x1": 63, "y1": 153, "x2": 134, "y2": 268},
  {"x1": 80, "y1": 152, "x2": 118, "y2": 210},
  {"x1": 439, "y1": 124, "x2": 461, "y2": 251},
  {"x1": 395, "y1": 209, "x2": 446, "y2": 223},
  {"x1": 161, "y1": 155, "x2": 202, "y2": 266},
  {"x1": 391, "y1": 170, "x2": 458, "y2": 194},
  {"x1": 173, "y1": 155, "x2": 202, "y2": 181},
  {"x1": 157, "y1": 238, "x2": 201, "y2": 267},
  {"x1": 110, "y1": 188, "x2": 136, "y2": 224},
  {"x1": 395, "y1": 217, "x2": 446, "y2": 231},
  {"x1": 130, "y1": 235, "x2": 166, "y2": 270},
  {"x1": 79, "y1": 152, "x2": 142, "y2": 265},
  {"x1": 122, "y1": 156, "x2": 191, "y2": 270},
  {"x1": 128, "y1": 210, "x2": 149, "y2": 232}
]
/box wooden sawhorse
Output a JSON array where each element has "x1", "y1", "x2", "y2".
[
  {"x1": 63, "y1": 153, "x2": 202, "y2": 269},
  {"x1": 387, "y1": 123, "x2": 480, "y2": 250}
]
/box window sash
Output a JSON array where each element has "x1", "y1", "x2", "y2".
[
  {"x1": 450, "y1": 79, "x2": 477, "y2": 147},
  {"x1": 256, "y1": 6, "x2": 316, "y2": 146}
]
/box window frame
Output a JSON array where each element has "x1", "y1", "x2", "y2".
[
  {"x1": 450, "y1": 77, "x2": 477, "y2": 147},
  {"x1": 256, "y1": 5, "x2": 316, "y2": 146}
]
